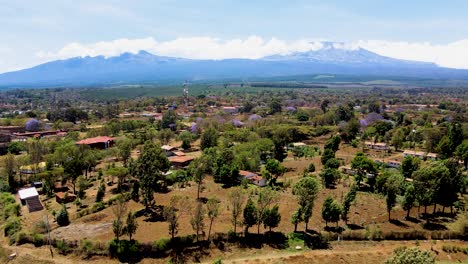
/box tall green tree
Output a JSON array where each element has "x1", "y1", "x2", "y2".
[
  {"x1": 243, "y1": 198, "x2": 257, "y2": 234},
  {"x1": 291, "y1": 209, "x2": 302, "y2": 232},
  {"x1": 117, "y1": 138, "x2": 133, "y2": 167},
  {"x1": 324, "y1": 135, "x2": 341, "y2": 152},
  {"x1": 187, "y1": 158, "x2": 206, "y2": 200},
  {"x1": 255, "y1": 188, "x2": 279, "y2": 234},
  {"x1": 351, "y1": 152, "x2": 377, "y2": 186},
  {"x1": 455, "y1": 140, "x2": 468, "y2": 170},
  {"x1": 112, "y1": 196, "x2": 128, "y2": 242},
  {"x1": 320, "y1": 168, "x2": 340, "y2": 188},
  {"x1": 63, "y1": 157, "x2": 85, "y2": 194},
  {"x1": 269, "y1": 99, "x2": 282, "y2": 114},
  {"x1": 3, "y1": 153, "x2": 16, "y2": 190},
  {"x1": 206, "y1": 197, "x2": 220, "y2": 240},
  {"x1": 191, "y1": 202, "x2": 206, "y2": 242},
  {"x1": 402, "y1": 183, "x2": 416, "y2": 218},
  {"x1": 158, "y1": 129, "x2": 174, "y2": 145},
  {"x1": 200, "y1": 127, "x2": 219, "y2": 150},
  {"x1": 292, "y1": 176, "x2": 320, "y2": 230},
  {"x1": 161, "y1": 110, "x2": 178, "y2": 129},
  {"x1": 385, "y1": 172, "x2": 404, "y2": 221},
  {"x1": 391, "y1": 128, "x2": 405, "y2": 151},
  {"x1": 341, "y1": 185, "x2": 357, "y2": 224},
  {"x1": 178, "y1": 131, "x2": 196, "y2": 150},
  {"x1": 228, "y1": 188, "x2": 245, "y2": 234},
  {"x1": 321, "y1": 148, "x2": 336, "y2": 167},
  {"x1": 164, "y1": 195, "x2": 190, "y2": 239},
  {"x1": 263, "y1": 204, "x2": 281, "y2": 232},
  {"x1": 264, "y1": 159, "x2": 285, "y2": 186},
  {"x1": 401, "y1": 156, "x2": 420, "y2": 179},
  {"x1": 438, "y1": 159, "x2": 463, "y2": 213},
  {"x1": 124, "y1": 211, "x2": 138, "y2": 241},
  {"x1": 132, "y1": 141, "x2": 170, "y2": 211},
  {"x1": 322, "y1": 196, "x2": 341, "y2": 227}
]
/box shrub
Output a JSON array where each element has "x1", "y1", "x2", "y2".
[
  {"x1": 92, "y1": 202, "x2": 105, "y2": 213},
  {"x1": 56, "y1": 239, "x2": 72, "y2": 255},
  {"x1": 33, "y1": 233, "x2": 45, "y2": 247},
  {"x1": 4, "y1": 217, "x2": 21, "y2": 237},
  {"x1": 79, "y1": 239, "x2": 94, "y2": 259},
  {"x1": 0, "y1": 193, "x2": 15, "y2": 204},
  {"x1": 3, "y1": 203, "x2": 21, "y2": 220},
  {"x1": 108, "y1": 239, "x2": 139, "y2": 262},
  {"x1": 9, "y1": 231, "x2": 30, "y2": 245},
  {"x1": 366, "y1": 226, "x2": 383, "y2": 241},
  {"x1": 241, "y1": 178, "x2": 249, "y2": 189},
  {"x1": 32, "y1": 220, "x2": 47, "y2": 234},
  {"x1": 385, "y1": 247, "x2": 434, "y2": 264},
  {"x1": 308, "y1": 163, "x2": 316, "y2": 173},
  {"x1": 96, "y1": 181, "x2": 106, "y2": 202},
  {"x1": 153, "y1": 238, "x2": 170, "y2": 252},
  {"x1": 56, "y1": 205, "x2": 70, "y2": 226}
]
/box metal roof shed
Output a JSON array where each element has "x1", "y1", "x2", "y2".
[{"x1": 18, "y1": 187, "x2": 38, "y2": 200}]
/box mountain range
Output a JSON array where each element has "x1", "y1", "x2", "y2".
[{"x1": 1, "y1": 42, "x2": 468, "y2": 88}]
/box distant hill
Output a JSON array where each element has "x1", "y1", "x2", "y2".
[{"x1": 1, "y1": 42, "x2": 468, "y2": 88}]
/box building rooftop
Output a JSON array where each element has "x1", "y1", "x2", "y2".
[
  {"x1": 161, "y1": 145, "x2": 177, "y2": 151},
  {"x1": 76, "y1": 136, "x2": 114, "y2": 145},
  {"x1": 18, "y1": 187, "x2": 39, "y2": 200},
  {"x1": 239, "y1": 170, "x2": 257, "y2": 178},
  {"x1": 168, "y1": 156, "x2": 194, "y2": 163}
]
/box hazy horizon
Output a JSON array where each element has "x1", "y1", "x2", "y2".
[{"x1": 2, "y1": 0, "x2": 468, "y2": 73}]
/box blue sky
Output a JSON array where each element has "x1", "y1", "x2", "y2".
[{"x1": 1, "y1": 0, "x2": 468, "y2": 72}]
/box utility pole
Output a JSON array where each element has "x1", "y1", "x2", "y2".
[{"x1": 45, "y1": 214, "x2": 54, "y2": 258}]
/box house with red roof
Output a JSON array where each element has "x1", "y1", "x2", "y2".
[
  {"x1": 238, "y1": 170, "x2": 266, "y2": 187},
  {"x1": 76, "y1": 136, "x2": 114, "y2": 149},
  {"x1": 168, "y1": 156, "x2": 194, "y2": 168}
]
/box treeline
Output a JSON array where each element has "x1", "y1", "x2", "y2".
[{"x1": 250, "y1": 82, "x2": 327, "y2": 89}]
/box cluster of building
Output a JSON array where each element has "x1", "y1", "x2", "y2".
[
  {"x1": 403, "y1": 150, "x2": 438, "y2": 160},
  {"x1": 364, "y1": 141, "x2": 390, "y2": 151},
  {"x1": 0, "y1": 125, "x2": 67, "y2": 154}
]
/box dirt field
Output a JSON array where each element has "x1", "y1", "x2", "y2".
[{"x1": 11, "y1": 139, "x2": 466, "y2": 263}]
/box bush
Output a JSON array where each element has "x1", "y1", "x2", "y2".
[
  {"x1": 92, "y1": 202, "x2": 105, "y2": 212},
  {"x1": 308, "y1": 163, "x2": 316, "y2": 173},
  {"x1": 366, "y1": 226, "x2": 383, "y2": 241},
  {"x1": 3, "y1": 203, "x2": 21, "y2": 220},
  {"x1": 56, "y1": 239, "x2": 72, "y2": 255},
  {"x1": 108, "y1": 239, "x2": 139, "y2": 262},
  {"x1": 33, "y1": 233, "x2": 45, "y2": 247},
  {"x1": 153, "y1": 238, "x2": 170, "y2": 252},
  {"x1": 79, "y1": 239, "x2": 94, "y2": 259},
  {"x1": 32, "y1": 220, "x2": 47, "y2": 234},
  {"x1": 9, "y1": 231, "x2": 30, "y2": 245},
  {"x1": 4, "y1": 217, "x2": 21, "y2": 237},
  {"x1": 0, "y1": 193, "x2": 15, "y2": 205},
  {"x1": 56, "y1": 205, "x2": 70, "y2": 226},
  {"x1": 385, "y1": 247, "x2": 434, "y2": 264}
]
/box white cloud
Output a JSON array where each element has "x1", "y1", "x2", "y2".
[
  {"x1": 35, "y1": 36, "x2": 468, "y2": 69},
  {"x1": 36, "y1": 36, "x2": 324, "y2": 61},
  {"x1": 355, "y1": 40, "x2": 468, "y2": 69}
]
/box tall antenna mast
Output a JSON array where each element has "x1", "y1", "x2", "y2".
[{"x1": 183, "y1": 80, "x2": 189, "y2": 110}]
